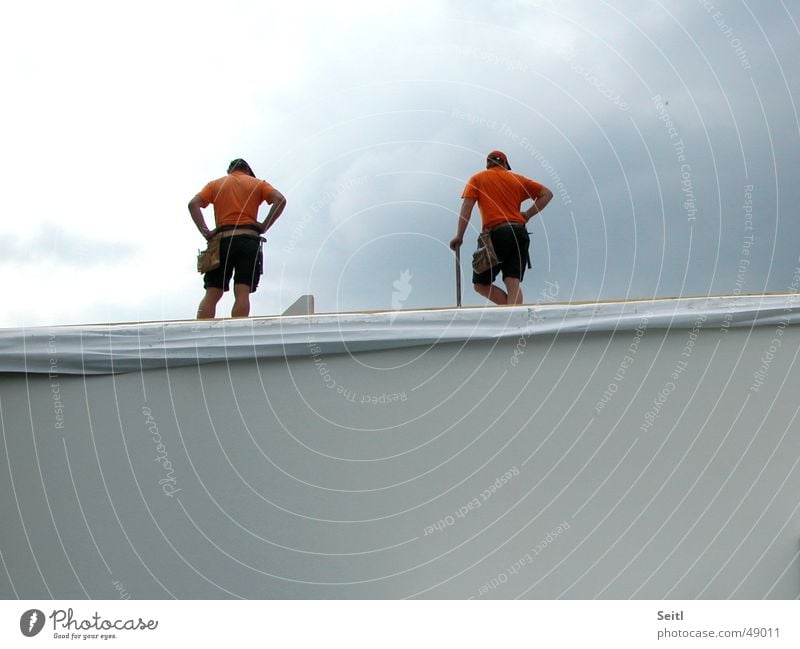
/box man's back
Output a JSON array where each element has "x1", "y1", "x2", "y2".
[
  {"x1": 464, "y1": 167, "x2": 543, "y2": 229},
  {"x1": 199, "y1": 171, "x2": 275, "y2": 228}
]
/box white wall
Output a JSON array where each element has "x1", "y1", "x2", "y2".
[{"x1": 1, "y1": 316, "x2": 798, "y2": 598}]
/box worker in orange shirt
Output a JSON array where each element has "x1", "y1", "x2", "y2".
[
  {"x1": 189, "y1": 158, "x2": 286, "y2": 319},
  {"x1": 450, "y1": 151, "x2": 553, "y2": 305}
]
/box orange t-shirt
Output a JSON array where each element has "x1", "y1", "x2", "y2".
[
  {"x1": 197, "y1": 171, "x2": 276, "y2": 228},
  {"x1": 462, "y1": 167, "x2": 544, "y2": 229}
]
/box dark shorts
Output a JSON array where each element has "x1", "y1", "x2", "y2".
[
  {"x1": 472, "y1": 225, "x2": 531, "y2": 285},
  {"x1": 203, "y1": 235, "x2": 263, "y2": 293}
]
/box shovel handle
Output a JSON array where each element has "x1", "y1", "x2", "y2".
[{"x1": 455, "y1": 248, "x2": 462, "y2": 307}]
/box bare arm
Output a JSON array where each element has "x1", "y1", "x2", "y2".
[
  {"x1": 188, "y1": 195, "x2": 214, "y2": 240},
  {"x1": 450, "y1": 197, "x2": 476, "y2": 250},
  {"x1": 259, "y1": 189, "x2": 287, "y2": 234},
  {"x1": 522, "y1": 186, "x2": 553, "y2": 222}
]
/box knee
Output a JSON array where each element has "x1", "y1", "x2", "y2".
[{"x1": 233, "y1": 284, "x2": 251, "y2": 298}]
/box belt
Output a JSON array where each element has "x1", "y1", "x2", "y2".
[
  {"x1": 489, "y1": 222, "x2": 528, "y2": 231},
  {"x1": 216, "y1": 225, "x2": 261, "y2": 237}
]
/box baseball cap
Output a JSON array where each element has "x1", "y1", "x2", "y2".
[{"x1": 487, "y1": 150, "x2": 511, "y2": 169}]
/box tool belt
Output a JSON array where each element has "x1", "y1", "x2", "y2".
[
  {"x1": 197, "y1": 235, "x2": 221, "y2": 273},
  {"x1": 472, "y1": 223, "x2": 532, "y2": 274},
  {"x1": 196, "y1": 224, "x2": 264, "y2": 273},
  {"x1": 472, "y1": 230, "x2": 499, "y2": 274}
]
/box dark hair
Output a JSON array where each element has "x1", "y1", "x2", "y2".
[{"x1": 227, "y1": 158, "x2": 255, "y2": 177}]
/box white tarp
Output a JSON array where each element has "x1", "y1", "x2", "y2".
[{"x1": 2, "y1": 294, "x2": 799, "y2": 375}]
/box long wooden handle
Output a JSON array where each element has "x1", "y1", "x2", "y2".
[{"x1": 455, "y1": 248, "x2": 462, "y2": 308}]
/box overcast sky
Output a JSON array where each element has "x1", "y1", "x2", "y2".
[{"x1": 2, "y1": 0, "x2": 798, "y2": 327}]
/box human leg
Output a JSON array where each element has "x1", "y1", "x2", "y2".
[
  {"x1": 493, "y1": 226, "x2": 529, "y2": 306},
  {"x1": 474, "y1": 282, "x2": 508, "y2": 305},
  {"x1": 503, "y1": 277, "x2": 523, "y2": 304},
  {"x1": 197, "y1": 288, "x2": 224, "y2": 319},
  {"x1": 472, "y1": 260, "x2": 506, "y2": 305},
  {"x1": 197, "y1": 238, "x2": 235, "y2": 319},
  {"x1": 231, "y1": 283, "x2": 251, "y2": 317},
  {"x1": 229, "y1": 236, "x2": 262, "y2": 318}
]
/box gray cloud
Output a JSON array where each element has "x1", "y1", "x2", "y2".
[
  {"x1": 159, "y1": 1, "x2": 800, "y2": 317},
  {"x1": 0, "y1": 223, "x2": 138, "y2": 267}
]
